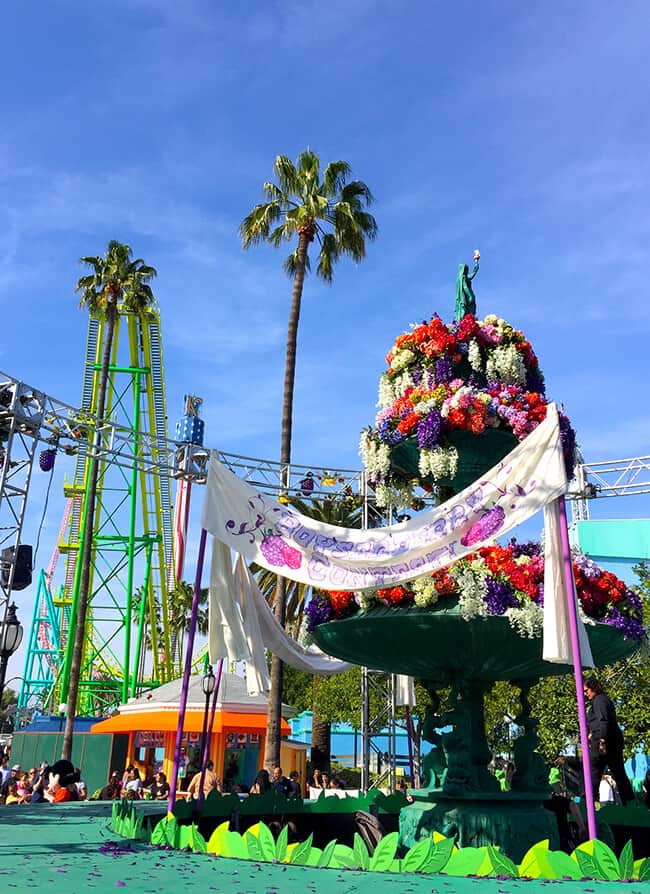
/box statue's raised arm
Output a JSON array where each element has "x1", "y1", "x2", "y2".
[{"x1": 454, "y1": 249, "x2": 480, "y2": 320}]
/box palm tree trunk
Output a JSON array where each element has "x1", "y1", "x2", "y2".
[
  {"x1": 61, "y1": 301, "x2": 116, "y2": 760},
  {"x1": 264, "y1": 231, "x2": 310, "y2": 772}
]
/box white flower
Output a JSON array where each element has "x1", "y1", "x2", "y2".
[
  {"x1": 360, "y1": 435, "x2": 391, "y2": 480},
  {"x1": 452, "y1": 564, "x2": 489, "y2": 620},
  {"x1": 378, "y1": 374, "x2": 395, "y2": 407},
  {"x1": 418, "y1": 445, "x2": 458, "y2": 481},
  {"x1": 505, "y1": 602, "x2": 543, "y2": 638},
  {"x1": 374, "y1": 479, "x2": 414, "y2": 509},
  {"x1": 392, "y1": 349, "x2": 416, "y2": 371},
  {"x1": 486, "y1": 344, "x2": 526, "y2": 385},
  {"x1": 412, "y1": 576, "x2": 440, "y2": 607},
  {"x1": 468, "y1": 339, "x2": 483, "y2": 372}
]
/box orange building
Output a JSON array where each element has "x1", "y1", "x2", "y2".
[{"x1": 91, "y1": 672, "x2": 307, "y2": 790}]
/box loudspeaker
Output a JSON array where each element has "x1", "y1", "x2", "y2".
[{"x1": 0, "y1": 544, "x2": 32, "y2": 591}]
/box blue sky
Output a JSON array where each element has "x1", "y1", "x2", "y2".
[{"x1": 2, "y1": 1, "x2": 649, "y2": 685}]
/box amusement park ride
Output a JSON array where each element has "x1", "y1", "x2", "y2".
[{"x1": 1, "y1": 300, "x2": 650, "y2": 789}]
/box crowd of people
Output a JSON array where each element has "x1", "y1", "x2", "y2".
[
  {"x1": 0, "y1": 751, "x2": 87, "y2": 805},
  {"x1": 2, "y1": 676, "x2": 650, "y2": 820}
]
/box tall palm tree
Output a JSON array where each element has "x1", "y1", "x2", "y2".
[
  {"x1": 252, "y1": 494, "x2": 363, "y2": 770},
  {"x1": 240, "y1": 150, "x2": 377, "y2": 770},
  {"x1": 61, "y1": 241, "x2": 156, "y2": 760}
]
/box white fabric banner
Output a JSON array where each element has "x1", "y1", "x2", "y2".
[
  {"x1": 202, "y1": 403, "x2": 591, "y2": 671},
  {"x1": 543, "y1": 498, "x2": 594, "y2": 666},
  {"x1": 203, "y1": 405, "x2": 567, "y2": 589}
]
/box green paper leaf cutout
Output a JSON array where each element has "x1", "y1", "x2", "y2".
[
  {"x1": 289, "y1": 832, "x2": 314, "y2": 865},
  {"x1": 352, "y1": 832, "x2": 370, "y2": 870},
  {"x1": 639, "y1": 857, "x2": 650, "y2": 882},
  {"x1": 274, "y1": 824, "x2": 289, "y2": 863},
  {"x1": 223, "y1": 831, "x2": 248, "y2": 860},
  {"x1": 369, "y1": 831, "x2": 399, "y2": 871},
  {"x1": 401, "y1": 837, "x2": 433, "y2": 873},
  {"x1": 443, "y1": 846, "x2": 487, "y2": 876},
  {"x1": 329, "y1": 844, "x2": 356, "y2": 869},
  {"x1": 318, "y1": 838, "x2": 339, "y2": 868},
  {"x1": 487, "y1": 845, "x2": 519, "y2": 878},
  {"x1": 619, "y1": 840, "x2": 634, "y2": 880},
  {"x1": 574, "y1": 848, "x2": 599, "y2": 879},
  {"x1": 592, "y1": 839, "x2": 621, "y2": 881},
  {"x1": 420, "y1": 836, "x2": 455, "y2": 874},
  {"x1": 543, "y1": 850, "x2": 581, "y2": 880},
  {"x1": 519, "y1": 839, "x2": 550, "y2": 878},
  {"x1": 256, "y1": 822, "x2": 277, "y2": 862},
  {"x1": 244, "y1": 829, "x2": 263, "y2": 862}
]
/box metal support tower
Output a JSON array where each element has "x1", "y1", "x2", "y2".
[
  {"x1": 0, "y1": 377, "x2": 44, "y2": 695},
  {"x1": 361, "y1": 668, "x2": 398, "y2": 792}
]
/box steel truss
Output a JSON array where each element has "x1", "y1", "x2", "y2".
[{"x1": 570, "y1": 456, "x2": 650, "y2": 521}]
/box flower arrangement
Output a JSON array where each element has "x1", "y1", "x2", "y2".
[
  {"x1": 360, "y1": 313, "x2": 576, "y2": 507},
  {"x1": 305, "y1": 540, "x2": 645, "y2": 643}
]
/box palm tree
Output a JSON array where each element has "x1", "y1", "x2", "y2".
[
  {"x1": 61, "y1": 241, "x2": 156, "y2": 760},
  {"x1": 240, "y1": 150, "x2": 377, "y2": 770},
  {"x1": 252, "y1": 494, "x2": 363, "y2": 770}
]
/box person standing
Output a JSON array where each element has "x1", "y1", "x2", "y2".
[
  {"x1": 271, "y1": 766, "x2": 292, "y2": 798},
  {"x1": 186, "y1": 760, "x2": 220, "y2": 800},
  {"x1": 584, "y1": 676, "x2": 634, "y2": 805}
]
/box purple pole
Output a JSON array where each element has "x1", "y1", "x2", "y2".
[
  {"x1": 197, "y1": 658, "x2": 224, "y2": 809},
  {"x1": 557, "y1": 496, "x2": 598, "y2": 840},
  {"x1": 167, "y1": 528, "x2": 208, "y2": 815},
  {"x1": 405, "y1": 705, "x2": 415, "y2": 787}
]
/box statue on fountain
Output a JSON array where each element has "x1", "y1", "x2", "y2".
[{"x1": 454, "y1": 249, "x2": 480, "y2": 320}]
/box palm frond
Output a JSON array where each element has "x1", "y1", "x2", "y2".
[
  {"x1": 316, "y1": 233, "x2": 339, "y2": 283},
  {"x1": 322, "y1": 160, "x2": 352, "y2": 197},
  {"x1": 239, "y1": 201, "x2": 283, "y2": 247},
  {"x1": 340, "y1": 180, "x2": 375, "y2": 206},
  {"x1": 283, "y1": 248, "x2": 311, "y2": 279},
  {"x1": 274, "y1": 155, "x2": 301, "y2": 194}
]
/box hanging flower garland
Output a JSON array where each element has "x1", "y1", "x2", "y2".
[
  {"x1": 304, "y1": 540, "x2": 645, "y2": 643},
  {"x1": 360, "y1": 313, "x2": 577, "y2": 507}
]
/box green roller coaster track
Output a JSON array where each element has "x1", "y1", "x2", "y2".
[{"x1": 19, "y1": 305, "x2": 178, "y2": 715}]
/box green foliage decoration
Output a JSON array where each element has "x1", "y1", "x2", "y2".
[
  {"x1": 110, "y1": 799, "x2": 150, "y2": 842},
  {"x1": 114, "y1": 807, "x2": 649, "y2": 882}
]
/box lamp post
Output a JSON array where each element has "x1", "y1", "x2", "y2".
[
  {"x1": 200, "y1": 665, "x2": 215, "y2": 768},
  {"x1": 0, "y1": 603, "x2": 23, "y2": 706}
]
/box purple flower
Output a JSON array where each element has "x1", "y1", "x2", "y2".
[
  {"x1": 412, "y1": 365, "x2": 422, "y2": 385},
  {"x1": 603, "y1": 608, "x2": 646, "y2": 642},
  {"x1": 508, "y1": 539, "x2": 541, "y2": 559},
  {"x1": 377, "y1": 416, "x2": 405, "y2": 445},
  {"x1": 417, "y1": 409, "x2": 442, "y2": 450},
  {"x1": 485, "y1": 578, "x2": 519, "y2": 615},
  {"x1": 435, "y1": 357, "x2": 453, "y2": 383},
  {"x1": 305, "y1": 593, "x2": 333, "y2": 632}
]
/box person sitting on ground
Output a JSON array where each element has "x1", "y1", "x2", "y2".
[
  {"x1": 271, "y1": 766, "x2": 293, "y2": 798},
  {"x1": 149, "y1": 770, "x2": 170, "y2": 801},
  {"x1": 249, "y1": 769, "x2": 271, "y2": 795},
  {"x1": 43, "y1": 761, "x2": 80, "y2": 804},
  {"x1": 307, "y1": 768, "x2": 321, "y2": 792},
  {"x1": 186, "y1": 760, "x2": 221, "y2": 800},
  {"x1": 320, "y1": 772, "x2": 330, "y2": 790},
  {"x1": 329, "y1": 774, "x2": 346, "y2": 790},
  {"x1": 4, "y1": 781, "x2": 20, "y2": 805}
]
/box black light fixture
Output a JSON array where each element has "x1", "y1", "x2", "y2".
[
  {"x1": 200, "y1": 665, "x2": 216, "y2": 773},
  {"x1": 0, "y1": 603, "x2": 23, "y2": 702}
]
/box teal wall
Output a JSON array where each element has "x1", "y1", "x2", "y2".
[
  {"x1": 573, "y1": 519, "x2": 650, "y2": 584},
  {"x1": 10, "y1": 732, "x2": 128, "y2": 796}
]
